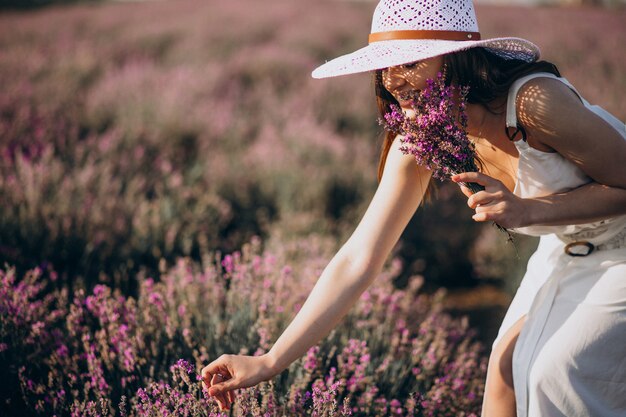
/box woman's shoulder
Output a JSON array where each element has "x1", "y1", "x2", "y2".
[
  {"x1": 516, "y1": 74, "x2": 580, "y2": 103},
  {"x1": 514, "y1": 75, "x2": 585, "y2": 138},
  {"x1": 514, "y1": 74, "x2": 625, "y2": 163}
]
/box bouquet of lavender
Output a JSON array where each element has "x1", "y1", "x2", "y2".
[
  {"x1": 381, "y1": 71, "x2": 483, "y2": 192},
  {"x1": 381, "y1": 72, "x2": 512, "y2": 239}
]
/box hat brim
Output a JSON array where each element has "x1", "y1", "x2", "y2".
[{"x1": 311, "y1": 37, "x2": 540, "y2": 79}]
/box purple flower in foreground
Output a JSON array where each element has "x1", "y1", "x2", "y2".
[
  {"x1": 304, "y1": 345, "x2": 320, "y2": 372},
  {"x1": 174, "y1": 358, "x2": 195, "y2": 375}
]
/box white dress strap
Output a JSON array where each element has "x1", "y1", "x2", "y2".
[{"x1": 505, "y1": 72, "x2": 582, "y2": 129}]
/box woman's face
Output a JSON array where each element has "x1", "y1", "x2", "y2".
[{"x1": 381, "y1": 55, "x2": 444, "y2": 109}]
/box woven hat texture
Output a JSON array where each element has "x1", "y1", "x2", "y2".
[{"x1": 312, "y1": 0, "x2": 540, "y2": 79}]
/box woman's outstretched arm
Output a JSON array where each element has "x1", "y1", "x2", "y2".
[{"x1": 201, "y1": 135, "x2": 431, "y2": 409}]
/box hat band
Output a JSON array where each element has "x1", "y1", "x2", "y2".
[{"x1": 368, "y1": 30, "x2": 481, "y2": 44}]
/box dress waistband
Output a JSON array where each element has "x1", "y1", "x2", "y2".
[{"x1": 561, "y1": 227, "x2": 626, "y2": 257}]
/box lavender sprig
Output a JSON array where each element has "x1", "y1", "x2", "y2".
[{"x1": 381, "y1": 72, "x2": 513, "y2": 241}]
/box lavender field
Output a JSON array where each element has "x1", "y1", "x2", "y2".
[{"x1": 1, "y1": 0, "x2": 625, "y2": 415}]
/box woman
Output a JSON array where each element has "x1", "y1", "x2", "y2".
[{"x1": 202, "y1": 0, "x2": 626, "y2": 415}]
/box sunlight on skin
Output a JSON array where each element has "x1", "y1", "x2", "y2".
[
  {"x1": 517, "y1": 83, "x2": 572, "y2": 153},
  {"x1": 482, "y1": 315, "x2": 526, "y2": 417},
  {"x1": 515, "y1": 79, "x2": 612, "y2": 165},
  {"x1": 516, "y1": 84, "x2": 557, "y2": 153},
  {"x1": 381, "y1": 56, "x2": 444, "y2": 114},
  {"x1": 514, "y1": 77, "x2": 626, "y2": 180}
]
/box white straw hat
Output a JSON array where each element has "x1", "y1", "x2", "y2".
[{"x1": 312, "y1": 0, "x2": 540, "y2": 79}]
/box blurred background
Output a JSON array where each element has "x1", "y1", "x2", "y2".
[
  {"x1": 1, "y1": 0, "x2": 625, "y2": 415},
  {"x1": 1, "y1": 0, "x2": 625, "y2": 343}
]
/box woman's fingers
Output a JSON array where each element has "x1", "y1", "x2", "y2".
[
  {"x1": 210, "y1": 373, "x2": 231, "y2": 411},
  {"x1": 208, "y1": 376, "x2": 239, "y2": 397},
  {"x1": 452, "y1": 172, "x2": 518, "y2": 225},
  {"x1": 452, "y1": 172, "x2": 500, "y2": 188},
  {"x1": 457, "y1": 183, "x2": 473, "y2": 198},
  {"x1": 203, "y1": 354, "x2": 232, "y2": 377},
  {"x1": 451, "y1": 172, "x2": 489, "y2": 186},
  {"x1": 472, "y1": 211, "x2": 494, "y2": 222},
  {"x1": 466, "y1": 190, "x2": 501, "y2": 209},
  {"x1": 201, "y1": 355, "x2": 237, "y2": 411},
  {"x1": 201, "y1": 353, "x2": 276, "y2": 412},
  {"x1": 451, "y1": 172, "x2": 530, "y2": 229}
]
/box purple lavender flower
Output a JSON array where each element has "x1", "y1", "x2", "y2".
[
  {"x1": 173, "y1": 358, "x2": 195, "y2": 375},
  {"x1": 381, "y1": 74, "x2": 513, "y2": 238},
  {"x1": 380, "y1": 72, "x2": 480, "y2": 191}
]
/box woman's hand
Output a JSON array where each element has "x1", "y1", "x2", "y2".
[
  {"x1": 452, "y1": 172, "x2": 530, "y2": 229},
  {"x1": 201, "y1": 353, "x2": 277, "y2": 412}
]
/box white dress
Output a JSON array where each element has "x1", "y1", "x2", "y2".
[{"x1": 489, "y1": 72, "x2": 626, "y2": 417}]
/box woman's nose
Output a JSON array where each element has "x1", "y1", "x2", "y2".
[{"x1": 383, "y1": 67, "x2": 406, "y2": 90}]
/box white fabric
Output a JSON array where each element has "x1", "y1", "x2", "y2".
[
  {"x1": 311, "y1": 0, "x2": 540, "y2": 78},
  {"x1": 491, "y1": 72, "x2": 626, "y2": 417},
  {"x1": 506, "y1": 72, "x2": 626, "y2": 241}
]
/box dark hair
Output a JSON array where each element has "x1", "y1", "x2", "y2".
[{"x1": 374, "y1": 47, "x2": 560, "y2": 183}]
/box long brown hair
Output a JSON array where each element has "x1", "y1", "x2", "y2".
[{"x1": 375, "y1": 47, "x2": 560, "y2": 182}]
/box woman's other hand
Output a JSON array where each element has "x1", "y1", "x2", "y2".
[
  {"x1": 452, "y1": 172, "x2": 530, "y2": 229},
  {"x1": 201, "y1": 353, "x2": 277, "y2": 411}
]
